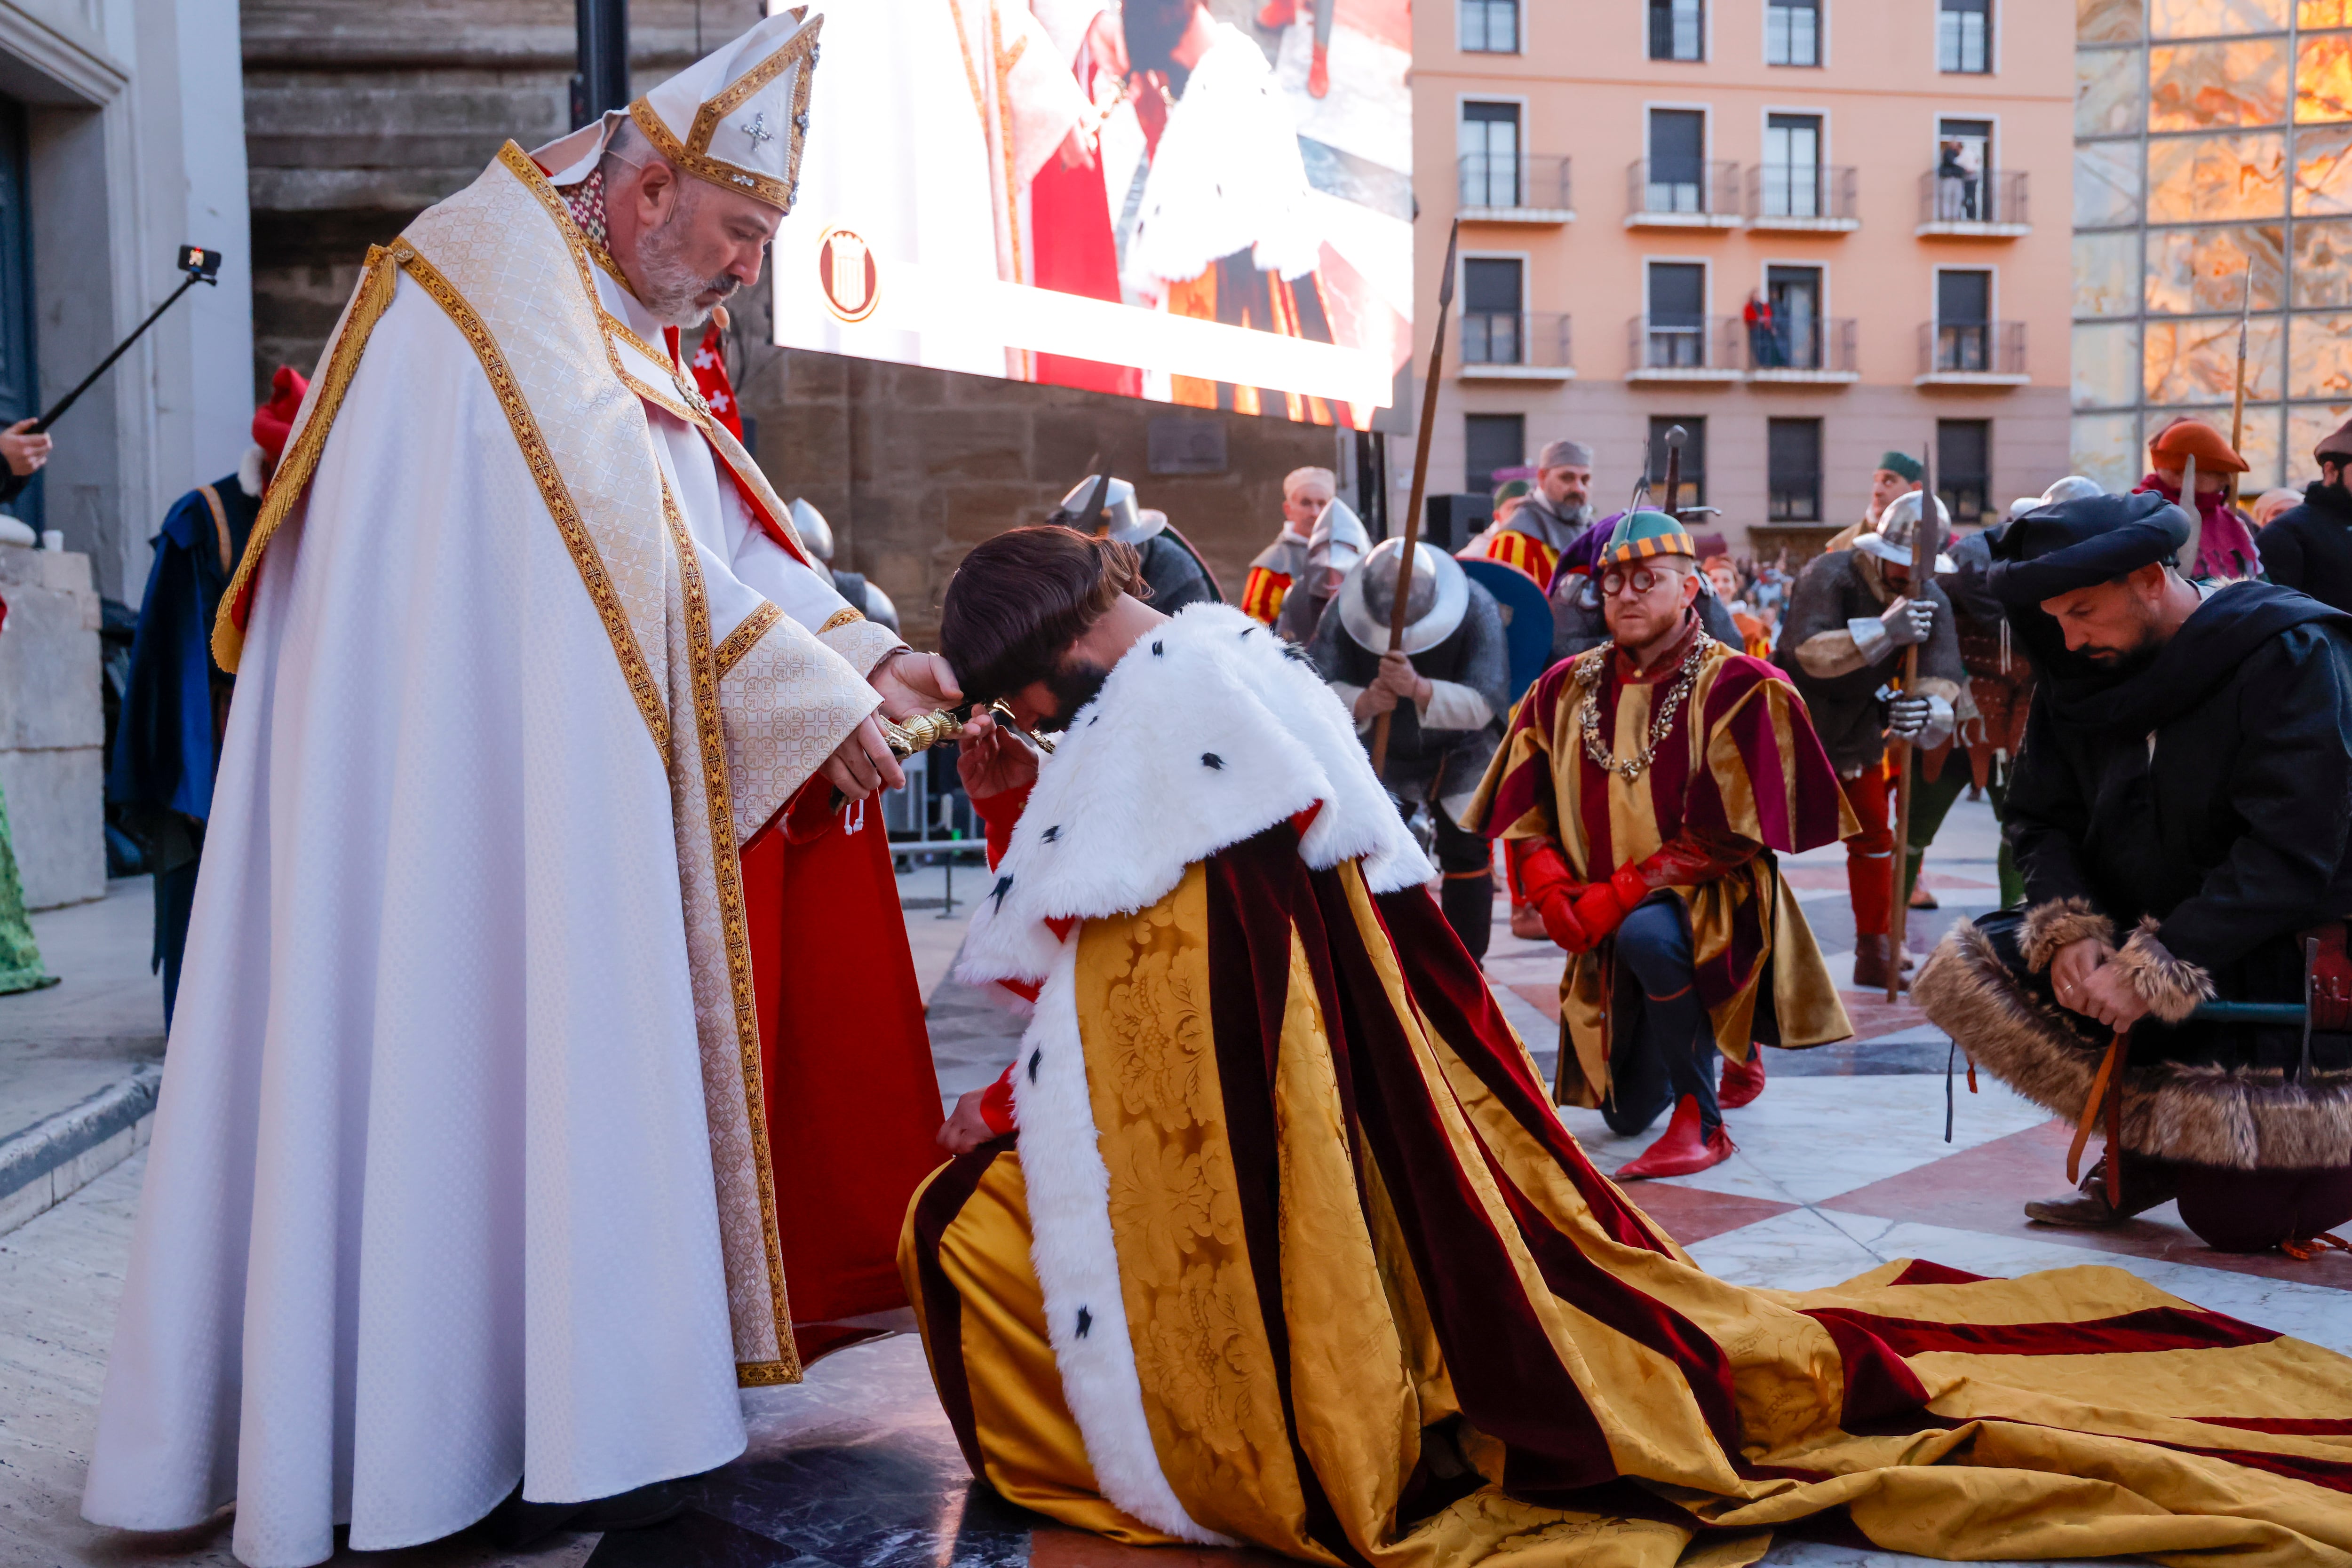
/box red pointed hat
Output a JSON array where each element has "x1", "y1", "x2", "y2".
[
  {"x1": 2148, "y1": 416, "x2": 2249, "y2": 474},
  {"x1": 252, "y1": 365, "x2": 308, "y2": 465}
]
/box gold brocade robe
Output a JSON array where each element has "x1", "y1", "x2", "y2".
[{"x1": 1466, "y1": 629, "x2": 1858, "y2": 1106}]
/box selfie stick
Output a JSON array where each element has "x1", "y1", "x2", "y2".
[
  {"x1": 1369, "y1": 220, "x2": 1459, "y2": 778},
  {"x1": 29, "y1": 246, "x2": 223, "y2": 434}
]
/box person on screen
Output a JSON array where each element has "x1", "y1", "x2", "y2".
[{"x1": 1119, "y1": 0, "x2": 1338, "y2": 421}]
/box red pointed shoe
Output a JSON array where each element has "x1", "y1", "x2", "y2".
[
  {"x1": 1717, "y1": 1050, "x2": 1766, "y2": 1109},
  {"x1": 1308, "y1": 41, "x2": 1331, "y2": 97},
  {"x1": 1617, "y1": 1096, "x2": 1734, "y2": 1180},
  {"x1": 1256, "y1": 0, "x2": 1296, "y2": 25}
]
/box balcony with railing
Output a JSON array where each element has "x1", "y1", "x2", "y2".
[
  {"x1": 1626, "y1": 315, "x2": 1744, "y2": 381},
  {"x1": 1746, "y1": 164, "x2": 1859, "y2": 232},
  {"x1": 1457, "y1": 311, "x2": 1573, "y2": 379},
  {"x1": 1625, "y1": 159, "x2": 1743, "y2": 228},
  {"x1": 1915, "y1": 319, "x2": 2028, "y2": 385},
  {"x1": 1745, "y1": 316, "x2": 1859, "y2": 382},
  {"x1": 1457, "y1": 154, "x2": 1573, "y2": 222},
  {"x1": 1915, "y1": 168, "x2": 2029, "y2": 238}
]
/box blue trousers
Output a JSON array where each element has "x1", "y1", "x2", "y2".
[{"x1": 1601, "y1": 898, "x2": 1722, "y2": 1138}]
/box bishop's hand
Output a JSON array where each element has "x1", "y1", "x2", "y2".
[
  {"x1": 871, "y1": 650, "x2": 963, "y2": 723},
  {"x1": 822, "y1": 714, "x2": 906, "y2": 803}
]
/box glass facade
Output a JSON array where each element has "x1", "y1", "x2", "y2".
[{"x1": 2074, "y1": 0, "x2": 2352, "y2": 489}]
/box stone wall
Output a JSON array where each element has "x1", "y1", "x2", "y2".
[
  {"x1": 747, "y1": 347, "x2": 1344, "y2": 652},
  {"x1": 0, "y1": 547, "x2": 104, "y2": 910}
]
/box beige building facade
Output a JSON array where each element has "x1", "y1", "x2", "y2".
[{"x1": 1414, "y1": 0, "x2": 2073, "y2": 555}]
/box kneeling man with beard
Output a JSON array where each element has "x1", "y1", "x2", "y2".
[
  {"x1": 898, "y1": 525, "x2": 2352, "y2": 1568},
  {"x1": 1917, "y1": 491, "x2": 2352, "y2": 1252}
]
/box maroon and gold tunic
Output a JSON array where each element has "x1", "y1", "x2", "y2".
[{"x1": 1467, "y1": 618, "x2": 1857, "y2": 1106}]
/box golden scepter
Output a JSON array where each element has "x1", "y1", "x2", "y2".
[
  {"x1": 1369, "y1": 219, "x2": 1461, "y2": 777},
  {"x1": 1885, "y1": 444, "x2": 1939, "y2": 1005}
]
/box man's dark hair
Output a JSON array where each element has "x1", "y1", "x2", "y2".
[
  {"x1": 1124, "y1": 0, "x2": 1205, "y2": 84},
  {"x1": 941, "y1": 526, "x2": 1144, "y2": 705}
]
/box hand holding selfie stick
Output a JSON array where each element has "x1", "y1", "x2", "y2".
[
  {"x1": 1369, "y1": 219, "x2": 1459, "y2": 778},
  {"x1": 30, "y1": 246, "x2": 222, "y2": 434}
]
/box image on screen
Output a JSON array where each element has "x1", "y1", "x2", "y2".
[{"x1": 773, "y1": 0, "x2": 1412, "y2": 428}]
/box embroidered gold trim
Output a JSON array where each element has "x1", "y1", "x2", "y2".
[
  {"x1": 498, "y1": 143, "x2": 714, "y2": 424},
  {"x1": 942, "y1": 0, "x2": 988, "y2": 123},
  {"x1": 632, "y1": 98, "x2": 797, "y2": 214},
  {"x1": 993, "y1": 17, "x2": 1025, "y2": 288},
  {"x1": 716, "y1": 601, "x2": 784, "y2": 677},
  {"x1": 691, "y1": 15, "x2": 819, "y2": 145},
  {"x1": 660, "y1": 482, "x2": 800, "y2": 1385},
  {"x1": 213, "y1": 245, "x2": 401, "y2": 673},
  {"x1": 817, "y1": 606, "x2": 864, "y2": 634},
  {"x1": 195, "y1": 484, "x2": 233, "y2": 577},
  {"x1": 394, "y1": 239, "x2": 671, "y2": 753},
  {"x1": 701, "y1": 416, "x2": 814, "y2": 562}
]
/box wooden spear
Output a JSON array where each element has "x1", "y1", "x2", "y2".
[
  {"x1": 1370, "y1": 219, "x2": 1461, "y2": 778},
  {"x1": 2227, "y1": 266, "x2": 2253, "y2": 511},
  {"x1": 1884, "y1": 445, "x2": 1940, "y2": 1005}
]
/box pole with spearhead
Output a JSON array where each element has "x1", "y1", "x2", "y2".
[
  {"x1": 1370, "y1": 220, "x2": 1461, "y2": 778},
  {"x1": 1884, "y1": 445, "x2": 1940, "y2": 1005},
  {"x1": 2227, "y1": 266, "x2": 2252, "y2": 513}
]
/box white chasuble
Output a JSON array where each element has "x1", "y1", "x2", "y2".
[{"x1": 83, "y1": 144, "x2": 883, "y2": 1567}]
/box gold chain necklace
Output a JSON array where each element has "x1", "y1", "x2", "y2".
[{"x1": 1576, "y1": 631, "x2": 1713, "y2": 783}]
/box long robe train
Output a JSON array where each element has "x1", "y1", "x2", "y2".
[{"x1": 905, "y1": 822, "x2": 2352, "y2": 1568}]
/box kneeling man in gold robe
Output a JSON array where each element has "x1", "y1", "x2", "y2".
[{"x1": 902, "y1": 524, "x2": 2352, "y2": 1568}]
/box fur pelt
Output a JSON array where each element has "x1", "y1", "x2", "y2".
[
  {"x1": 958, "y1": 603, "x2": 1432, "y2": 990},
  {"x1": 2017, "y1": 895, "x2": 2115, "y2": 973},
  {"x1": 1008, "y1": 942, "x2": 1232, "y2": 1545},
  {"x1": 2112, "y1": 916, "x2": 2216, "y2": 1024},
  {"x1": 237, "y1": 445, "x2": 270, "y2": 499},
  {"x1": 1915, "y1": 920, "x2": 2352, "y2": 1170}
]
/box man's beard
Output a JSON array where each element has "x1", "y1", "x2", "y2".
[
  {"x1": 635, "y1": 193, "x2": 741, "y2": 327},
  {"x1": 1036, "y1": 659, "x2": 1112, "y2": 731},
  {"x1": 2080, "y1": 620, "x2": 2165, "y2": 675}
]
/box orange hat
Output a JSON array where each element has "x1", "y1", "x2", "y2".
[
  {"x1": 252, "y1": 365, "x2": 308, "y2": 466},
  {"x1": 1700, "y1": 554, "x2": 1737, "y2": 575},
  {"x1": 2149, "y1": 416, "x2": 2249, "y2": 474}
]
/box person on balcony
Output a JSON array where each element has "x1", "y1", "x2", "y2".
[{"x1": 1742, "y1": 290, "x2": 1783, "y2": 369}]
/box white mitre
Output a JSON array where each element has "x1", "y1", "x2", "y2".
[{"x1": 533, "y1": 6, "x2": 821, "y2": 212}]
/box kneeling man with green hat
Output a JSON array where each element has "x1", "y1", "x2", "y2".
[{"x1": 1467, "y1": 510, "x2": 1857, "y2": 1177}]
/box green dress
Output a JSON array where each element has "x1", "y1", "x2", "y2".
[{"x1": 0, "y1": 778, "x2": 55, "y2": 993}]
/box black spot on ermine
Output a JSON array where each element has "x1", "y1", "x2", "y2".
[
  {"x1": 1202, "y1": 753, "x2": 1224, "y2": 770},
  {"x1": 1152, "y1": 641, "x2": 1164, "y2": 655},
  {"x1": 1041, "y1": 825, "x2": 1061, "y2": 842},
  {"x1": 990, "y1": 874, "x2": 1013, "y2": 912},
  {"x1": 1075, "y1": 1306, "x2": 1092, "y2": 1338},
  {"x1": 1028, "y1": 1048, "x2": 1042, "y2": 1082}
]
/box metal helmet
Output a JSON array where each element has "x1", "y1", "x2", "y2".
[
  {"x1": 789, "y1": 497, "x2": 834, "y2": 562},
  {"x1": 1053, "y1": 475, "x2": 1161, "y2": 545},
  {"x1": 2040, "y1": 475, "x2": 2107, "y2": 507},
  {"x1": 861, "y1": 579, "x2": 901, "y2": 634},
  {"x1": 1305, "y1": 495, "x2": 1369, "y2": 596},
  {"x1": 1337, "y1": 537, "x2": 1471, "y2": 655},
  {"x1": 1858, "y1": 490, "x2": 1956, "y2": 572}
]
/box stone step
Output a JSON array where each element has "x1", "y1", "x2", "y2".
[{"x1": 0, "y1": 1063, "x2": 159, "y2": 1238}]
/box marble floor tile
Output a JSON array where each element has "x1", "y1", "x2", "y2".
[
  {"x1": 1561, "y1": 1074, "x2": 2050, "y2": 1208},
  {"x1": 1820, "y1": 1118, "x2": 2352, "y2": 1295},
  {"x1": 1683, "y1": 1206, "x2": 1891, "y2": 1291}
]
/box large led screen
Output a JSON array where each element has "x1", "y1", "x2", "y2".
[{"x1": 775, "y1": 0, "x2": 1412, "y2": 428}]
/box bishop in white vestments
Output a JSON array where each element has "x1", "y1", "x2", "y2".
[{"x1": 80, "y1": 15, "x2": 953, "y2": 1566}]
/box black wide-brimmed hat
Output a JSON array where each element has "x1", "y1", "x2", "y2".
[{"x1": 1985, "y1": 491, "x2": 2190, "y2": 606}]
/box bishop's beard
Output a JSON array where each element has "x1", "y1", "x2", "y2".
[{"x1": 635, "y1": 190, "x2": 742, "y2": 328}]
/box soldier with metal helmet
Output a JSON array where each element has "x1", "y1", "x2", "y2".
[
  {"x1": 1274, "y1": 488, "x2": 1370, "y2": 644},
  {"x1": 1777, "y1": 491, "x2": 1966, "y2": 992},
  {"x1": 1305, "y1": 539, "x2": 1508, "y2": 959},
  {"x1": 1240, "y1": 466, "x2": 1336, "y2": 626},
  {"x1": 1049, "y1": 473, "x2": 1221, "y2": 615},
  {"x1": 788, "y1": 497, "x2": 902, "y2": 633}
]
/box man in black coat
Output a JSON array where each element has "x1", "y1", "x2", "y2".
[
  {"x1": 2254, "y1": 414, "x2": 2352, "y2": 611},
  {"x1": 1914, "y1": 490, "x2": 2352, "y2": 1254}
]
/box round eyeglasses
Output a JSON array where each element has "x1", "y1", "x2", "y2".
[{"x1": 1600, "y1": 566, "x2": 1678, "y2": 597}]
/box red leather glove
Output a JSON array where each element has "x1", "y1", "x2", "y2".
[
  {"x1": 1513, "y1": 842, "x2": 1595, "y2": 953},
  {"x1": 1566, "y1": 862, "x2": 1651, "y2": 947}
]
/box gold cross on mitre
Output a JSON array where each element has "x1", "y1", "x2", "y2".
[{"x1": 616, "y1": 7, "x2": 822, "y2": 214}]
